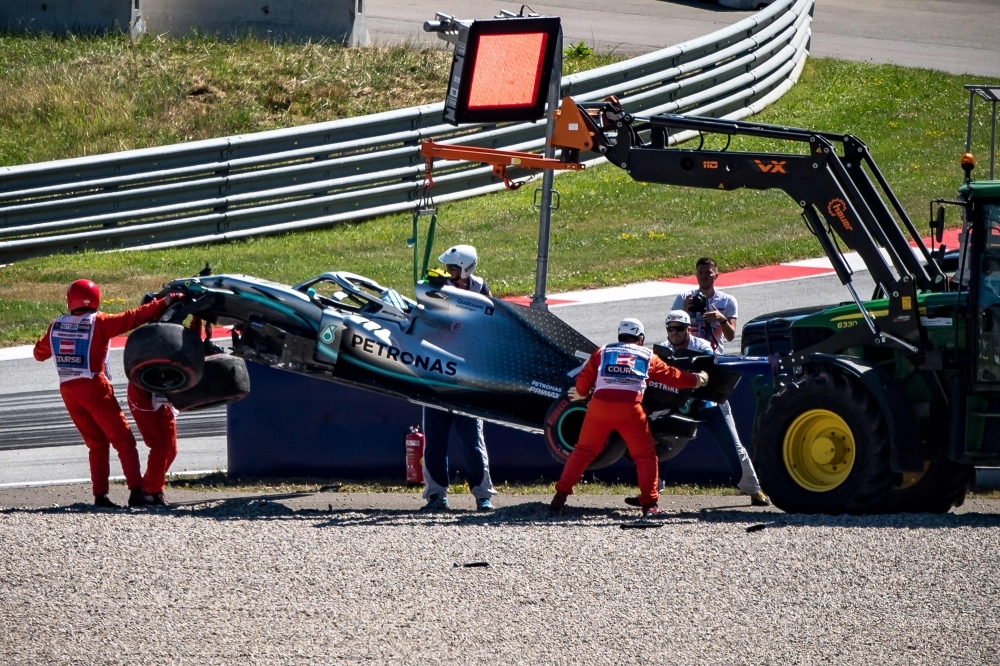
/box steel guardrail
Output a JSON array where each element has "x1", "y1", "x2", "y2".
[{"x1": 0, "y1": 0, "x2": 813, "y2": 262}]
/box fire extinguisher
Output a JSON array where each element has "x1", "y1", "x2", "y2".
[{"x1": 405, "y1": 424, "x2": 424, "y2": 485}]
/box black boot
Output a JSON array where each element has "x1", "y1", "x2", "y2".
[
  {"x1": 550, "y1": 491, "x2": 568, "y2": 514},
  {"x1": 127, "y1": 487, "x2": 149, "y2": 507},
  {"x1": 145, "y1": 492, "x2": 168, "y2": 506},
  {"x1": 94, "y1": 494, "x2": 119, "y2": 508}
]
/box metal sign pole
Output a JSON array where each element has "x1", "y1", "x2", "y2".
[
  {"x1": 530, "y1": 29, "x2": 563, "y2": 311},
  {"x1": 991, "y1": 99, "x2": 997, "y2": 180}
]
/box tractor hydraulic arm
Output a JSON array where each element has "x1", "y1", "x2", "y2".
[{"x1": 558, "y1": 98, "x2": 948, "y2": 356}]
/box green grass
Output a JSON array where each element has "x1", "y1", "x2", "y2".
[
  {"x1": 0, "y1": 32, "x2": 616, "y2": 165},
  {"x1": 152, "y1": 472, "x2": 1000, "y2": 500},
  {"x1": 1, "y1": 43, "x2": 998, "y2": 345},
  {"x1": 161, "y1": 472, "x2": 741, "y2": 496},
  {"x1": 156, "y1": 472, "x2": 1000, "y2": 499}
]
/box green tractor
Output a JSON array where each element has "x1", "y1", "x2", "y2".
[
  {"x1": 424, "y1": 46, "x2": 1000, "y2": 512},
  {"x1": 742, "y1": 175, "x2": 999, "y2": 513},
  {"x1": 564, "y1": 85, "x2": 1000, "y2": 513},
  {"x1": 422, "y1": 15, "x2": 1000, "y2": 513}
]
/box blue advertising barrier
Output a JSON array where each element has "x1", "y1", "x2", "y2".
[{"x1": 227, "y1": 357, "x2": 772, "y2": 485}]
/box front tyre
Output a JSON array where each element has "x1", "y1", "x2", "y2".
[{"x1": 752, "y1": 370, "x2": 893, "y2": 514}]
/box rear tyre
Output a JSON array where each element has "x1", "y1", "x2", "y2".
[
  {"x1": 880, "y1": 459, "x2": 975, "y2": 513},
  {"x1": 752, "y1": 370, "x2": 893, "y2": 514},
  {"x1": 543, "y1": 397, "x2": 627, "y2": 470},
  {"x1": 125, "y1": 323, "x2": 205, "y2": 393},
  {"x1": 621, "y1": 436, "x2": 689, "y2": 463},
  {"x1": 168, "y1": 355, "x2": 250, "y2": 412},
  {"x1": 646, "y1": 412, "x2": 698, "y2": 462},
  {"x1": 653, "y1": 435, "x2": 690, "y2": 462}
]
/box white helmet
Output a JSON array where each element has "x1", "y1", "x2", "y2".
[
  {"x1": 617, "y1": 318, "x2": 644, "y2": 338},
  {"x1": 665, "y1": 310, "x2": 691, "y2": 327},
  {"x1": 438, "y1": 244, "x2": 479, "y2": 279}
]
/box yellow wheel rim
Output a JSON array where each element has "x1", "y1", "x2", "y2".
[{"x1": 782, "y1": 409, "x2": 856, "y2": 492}]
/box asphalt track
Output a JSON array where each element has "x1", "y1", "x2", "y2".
[
  {"x1": 366, "y1": 0, "x2": 1000, "y2": 78},
  {"x1": 0, "y1": 352, "x2": 229, "y2": 487},
  {"x1": 0, "y1": 355, "x2": 226, "y2": 450},
  {"x1": 0, "y1": 387, "x2": 225, "y2": 451}
]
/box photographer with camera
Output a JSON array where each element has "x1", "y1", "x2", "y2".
[
  {"x1": 671, "y1": 257, "x2": 737, "y2": 354},
  {"x1": 659, "y1": 310, "x2": 769, "y2": 506}
]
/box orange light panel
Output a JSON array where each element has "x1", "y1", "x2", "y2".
[{"x1": 466, "y1": 32, "x2": 548, "y2": 109}]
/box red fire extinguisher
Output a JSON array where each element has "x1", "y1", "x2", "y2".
[{"x1": 405, "y1": 424, "x2": 424, "y2": 485}]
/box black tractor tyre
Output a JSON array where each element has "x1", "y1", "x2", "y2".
[
  {"x1": 752, "y1": 370, "x2": 894, "y2": 514},
  {"x1": 879, "y1": 459, "x2": 975, "y2": 513},
  {"x1": 543, "y1": 397, "x2": 628, "y2": 470},
  {"x1": 168, "y1": 355, "x2": 250, "y2": 412},
  {"x1": 125, "y1": 323, "x2": 205, "y2": 393}
]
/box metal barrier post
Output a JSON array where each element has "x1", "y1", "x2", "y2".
[{"x1": 530, "y1": 28, "x2": 563, "y2": 311}]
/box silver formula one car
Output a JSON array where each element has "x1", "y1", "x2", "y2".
[{"x1": 124, "y1": 270, "x2": 741, "y2": 469}]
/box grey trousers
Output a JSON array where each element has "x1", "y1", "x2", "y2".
[
  {"x1": 700, "y1": 401, "x2": 763, "y2": 495},
  {"x1": 421, "y1": 407, "x2": 496, "y2": 501}
]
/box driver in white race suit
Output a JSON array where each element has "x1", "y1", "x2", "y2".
[
  {"x1": 420, "y1": 244, "x2": 497, "y2": 511},
  {"x1": 656, "y1": 310, "x2": 770, "y2": 507}
]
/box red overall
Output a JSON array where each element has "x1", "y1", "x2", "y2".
[
  {"x1": 127, "y1": 384, "x2": 178, "y2": 495},
  {"x1": 555, "y1": 343, "x2": 698, "y2": 507},
  {"x1": 33, "y1": 300, "x2": 168, "y2": 496}
]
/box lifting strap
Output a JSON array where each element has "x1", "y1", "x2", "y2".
[{"x1": 411, "y1": 173, "x2": 438, "y2": 286}]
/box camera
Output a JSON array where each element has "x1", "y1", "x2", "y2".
[{"x1": 687, "y1": 292, "x2": 708, "y2": 314}]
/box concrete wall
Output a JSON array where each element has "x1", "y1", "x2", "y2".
[
  {"x1": 0, "y1": 0, "x2": 133, "y2": 33},
  {"x1": 139, "y1": 0, "x2": 369, "y2": 45},
  {"x1": 1, "y1": 0, "x2": 369, "y2": 45}
]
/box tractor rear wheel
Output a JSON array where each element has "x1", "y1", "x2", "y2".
[
  {"x1": 879, "y1": 459, "x2": 975, "y2": 513},
  {"x1": 752, "y1": 370, "x2": 893, "y2": 514}
]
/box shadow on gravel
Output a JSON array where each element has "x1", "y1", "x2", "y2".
[
  {"x1": 4, "y1": 497, "x2": 999, "y2": 530},
  {"x1": 0, "y1": 497, "x2": 680, "y2": 528}
]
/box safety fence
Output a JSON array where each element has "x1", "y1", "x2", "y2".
[{"x1": 0, "y1": 0, "x2": 813, "y2": 263}]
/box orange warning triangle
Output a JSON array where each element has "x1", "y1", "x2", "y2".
[{"x1": 718, "y1": 183, "x2": 725, "y2": 189}]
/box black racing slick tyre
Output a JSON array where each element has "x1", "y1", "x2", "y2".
[
  {"x1": 543, "y1": 397, "x2": 627, "y2": 470},
  {"x1": 124, "y1": 323, "x2": 205, "y2": 393},
  {"x1": 621, "y1": 435, "x2": 689, "y2": 463},
  {"x1": 752, "y1": 370, "x2": 893, "y2": 514},
  {"x1": 168, "y1": 355, "x2": 250, "y2": 412},
  {"x1": 879, "y1": 459, "x2": 975, "y2": 514},
  {"x1": 653, "y1": 434, "x2": 690, "y2": 462}
]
